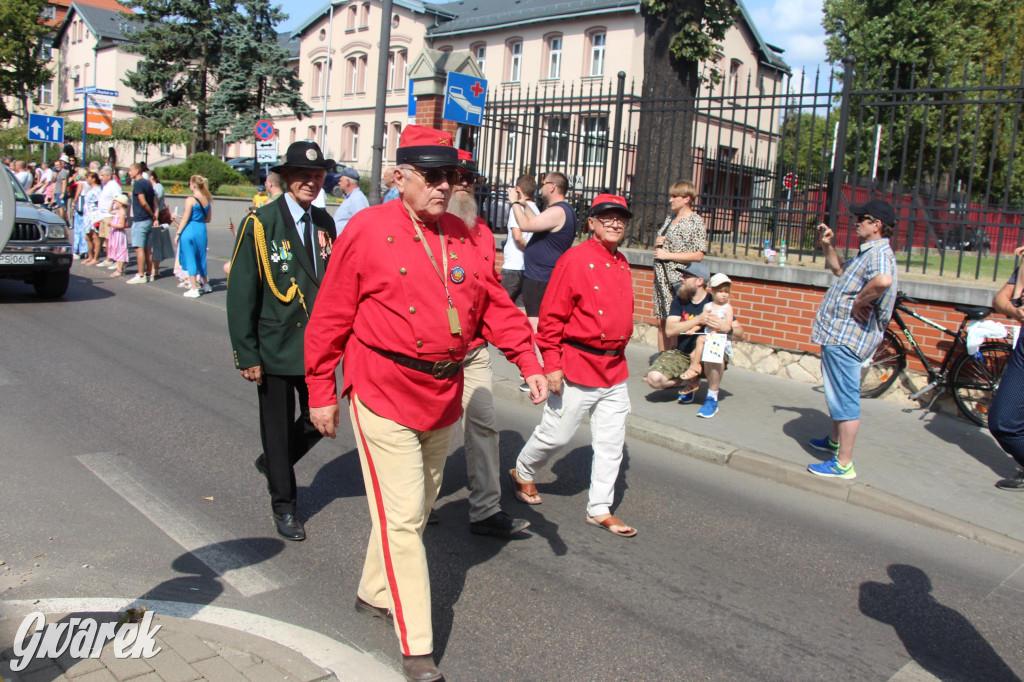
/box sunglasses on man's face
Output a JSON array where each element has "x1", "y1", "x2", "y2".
[
  {"x1": 405, "y1": 167, "x2": 462, "y2": 186},
  {"x1": 857, "y1": 214, "x2": 877, "y2": 224}
]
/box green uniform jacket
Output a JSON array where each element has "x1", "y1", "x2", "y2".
[{"x1": 226, "y1": 197, "x2": 335, "y2": 376}]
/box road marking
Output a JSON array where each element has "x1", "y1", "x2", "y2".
[
  {"x1": 887, "y1": 660, "x2": 941, "y2": 681},
  {"x1": 0, "y1": 598, "x2": 401, "y2": 681},
  {"x1": 76, "y1": 453, "x2": 286, "y2": 597}
]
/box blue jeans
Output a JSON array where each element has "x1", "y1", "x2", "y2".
[
  {"x1": 820, "y1": 344, "x2": 863, "y2": 421},
  {"x1": 989, "y1": 334, "x2": 1024, "y2": 468}
]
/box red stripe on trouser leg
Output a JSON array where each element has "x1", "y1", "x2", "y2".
[{"x1": 352, "y1": 397, "x2": 411, "y2": 654}]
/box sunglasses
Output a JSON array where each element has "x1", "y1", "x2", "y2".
[
  {"x1": 404, "y1": 167, "x2": 462, "y2": 186},
  {"x1": 857, "y1": 214, "x2": 877, "y2": 223}
]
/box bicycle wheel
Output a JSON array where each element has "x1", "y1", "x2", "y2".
[
  {"x1": 860, "y1": 329, "x2": 906, "y2": 398},
  {"x1": 949, "y1": 341, "x2": 1013, "y2": 427}
]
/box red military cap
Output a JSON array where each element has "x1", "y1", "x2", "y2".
[
  {"x1": 456, "y1": 148, "x2": 478, "y2": 176},
  {"x1": 588, "y1": 193, "x2": 633, "y2": 218},
  {"x1": 397, "y1": 124, "x2": 458, "y2": 168}
]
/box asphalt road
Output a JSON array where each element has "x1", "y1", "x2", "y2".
[{"x1": 1, "y1": 258, "x2": 1023, "y2": 681}]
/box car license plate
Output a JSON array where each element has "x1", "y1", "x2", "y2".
[{"x1": 0, "y1": 254, "x2": 34, "y2": 265}]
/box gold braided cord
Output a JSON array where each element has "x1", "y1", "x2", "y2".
[{"x1": 252, "y1": 214, "x2": 309, "y2": 318}]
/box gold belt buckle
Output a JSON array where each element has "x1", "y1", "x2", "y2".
[{"x1": 431, "y1": 360, "x2": 460, "y2": 379}]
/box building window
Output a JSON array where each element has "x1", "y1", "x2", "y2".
[
  {"x1": 545, "y1": 116, "x2": 570, "y2": 164},
  {"x1": 506, "y1": 40, "x2": 522, "y2": 82},
  {"x1": 387, "y1": 49, "x2": 406, "y2": 91},
  {"x1": 472, "y1": 43, "x2": 486, "y2": 72},
  {"x1": 37, "y1": 80, "x2": 52, "y2": 106},
  {"x1": 346, "y1": 5, "x2": 357, "y2": 30},
  {"x1": 588, "y1": 31, "x2": 606, "y2": 77},
  {"x1": 729, "y1": 59, "x2": 742, "y2": 98},
  {"x1": 39, "y1": 4, "x2": 55, "y2": 20},
  {"x1": 38, "y1": 38, "x2": 52, "y2": 60},
  {"x1": 504, "y1": 121, "x2": 517, "y2": 163},
  {"x1": 359, "y1": 2, "x2": 370, "y2": 28},
  {"x1": 159, "y1": 142, "x2": 171, "y2": 155},
  {"x1": 579, "y1": 115, "x2": 608, "y2": 165},
  {"x1": 343, "y1": 123, "x2": 360, "y2": 160},
  {"x1": 717, "y1": 146, "x2": 737, "y2": 163},
  {"x1": 307, "y1": 125, "x2": 317, "y2": 141},
  {"x1": 346, "y1": 54, "x2": 367, "y2": 94},
  {"x1": 392, "y1": 14, "x2": 400, "y2": 28},
  {"x1": 313, "y1": 61, "x2": 325, "y2": 97},
  {"x1": 290, "y1": 128, "x2": 297, "y2": 143},
  {"x1": 546, "y1": 35, "x2": 562, "y2": 80},
  {"x1": 386, "y1": 122, "x2": 401, "y2": 160}
]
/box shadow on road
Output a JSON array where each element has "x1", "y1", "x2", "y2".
[
  {"x1": 773, "y1": 404, "x2": 833, "y2": 461},
  {"x1": 859, "y1": 564, "x2": 1021, "y2": 681},
  {"x1": 921, "y1": 415, "x2": 1016, "y2": 479},
  {"x1": 0, "y1": 272, "x2": 115, "y2": 303},
  {"x1": 300, "y1": 448, "x2": 366, "y2": 523}
]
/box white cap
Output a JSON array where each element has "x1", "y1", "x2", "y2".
[
  {"x1": 708, "y1": 273, "x2": 732, "y2": 288},
  {"x1": 58, "y1": 154, "x2": 70, "y2": 162}
]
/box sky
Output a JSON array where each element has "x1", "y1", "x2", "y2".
[{"x1": 278, "y1": 0, "x2": 832, "y2": 79}]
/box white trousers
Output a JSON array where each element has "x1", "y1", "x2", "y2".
[
  {"x1": 461, "y1": 344, "x2": 501, "y2": 522},
  {"x1": 515, "y1": 379, "x2": 631, "y2": 517}
]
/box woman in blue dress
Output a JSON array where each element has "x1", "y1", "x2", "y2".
[{"x1": 174, "y1": 174, "x2": 213, "y2": 298}]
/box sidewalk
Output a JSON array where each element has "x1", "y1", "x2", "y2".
[
  {"x1": 0, "y1": 600, "x2": 401, "y2": 682},
  {"x1": 488, "y1": 343, "x2": 1024, "y2": 556}
]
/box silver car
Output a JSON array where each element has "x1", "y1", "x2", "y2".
[{"x1": 0, "y1": 167, "x2": 72, "y2": 298}]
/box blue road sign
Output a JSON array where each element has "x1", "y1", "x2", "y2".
[
  {"x1": 408, "y1": 79, "x2": 416, "y2": 117},
  {"x1": 443, "y1": 72, "x2": 486, "y2": 126},
  {"x1": 254, "y1": 119, "x2": 275, "y2": 141},
  {"x1": 27, "y1": 114, "x2": 64, "y2": 143},
  {"x1": 74, "y1": 86, "x2": 119, "y2": 97}
]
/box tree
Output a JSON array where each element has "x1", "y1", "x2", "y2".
[
  {"x1": 777, "y1": 111, "x2": 836, "y2": 186},
  {"x1": 208, "y1": 0, "x2": 312, "y2": 146},
  {"x1": 630, "y1": 0, "x2": 734, "y2": 246},
  {"x1": 0, "y1": 0, "x2": 54, "y2": 123},
  {"x1": 120, "y1": 0, "x2": 236, "y2": 153}
]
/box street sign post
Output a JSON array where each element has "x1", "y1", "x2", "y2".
[
  {"x1": 27, "y1": 114, "x2": 64, "y2": 144},
  {"x1": 254, "y1": 119, "x2": 275, "y2": 141},
  {"x1": 783, "y1": 172, "x2": 798, "y2": 189},
  {"x1": 78, "y1": 86, "x2": 119, "y2": 148},
  {"x1": 255, "y1": 141, "x2": 277, "y2": 164},
  {"x1": 442, "y1": 72, "x2": 486, "y2": 126}
]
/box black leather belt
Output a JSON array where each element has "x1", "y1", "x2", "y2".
[
  {"x1": 369, "y1": 346, "x2": 463, "y2": 379},
  {"x1": 566, "y1": 340, "x2": 623, "y2": 357}
]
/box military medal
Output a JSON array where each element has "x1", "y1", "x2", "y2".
[
  {"x1": 318, "y1": 231, "x2": 332, "y2": 260},
  {"x1": 450, "y1": 266, "x2": 465, "y2": 283},
  {"x1": 449, "y1": 251, "x2": 458, "y2": 261},
  {"x1": 270, "y1": 240, "x2": 281, "y2": 262}
]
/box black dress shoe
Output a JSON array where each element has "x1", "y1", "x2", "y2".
[
  {"x1": 469, "y1": 510, "x2": 530, "y2": 538},
  {"x1": 273, "y1": 513, "x2": 306, "y2": 541},
  {"x1": 402, "y1": 654, "x2": 443, "y2": 682},
  {"x1": 996, "y1": 470, "x2": 1024, "y2": 491},
  {"x1": 355, "y1": 597, "x2": 393, "y2": 626},
  {"x1": 254, "y1": 454, "x2": 271, "y2": 494}
]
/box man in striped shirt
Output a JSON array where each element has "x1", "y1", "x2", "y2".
[{"x1": 807, "y1": 199, "x2": 897, "y2": 479}]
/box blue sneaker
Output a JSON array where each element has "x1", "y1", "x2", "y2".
[
  {"x1": 677, "y1": 391, "x2": 695, "y2": 405},
  {"x1": 696, "y1": 396, "x2": 718, "y2": 418},
  {"x1": 809, "y1": 436, "x2": 840, "y2": 456},
  {"x1": 807, "y1": 456, "x2": 856, "y2": 479}
]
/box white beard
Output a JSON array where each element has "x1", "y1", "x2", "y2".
[{"x1": 448, "y1": 191, "x2": 478, "y2": 229}]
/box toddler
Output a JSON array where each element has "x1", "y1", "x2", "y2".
[
  {"x1": 680, "y1": 273, "x2": 735, "y2": 392},
  {"x1": 106, "y1": 194, "x2": 130, "y2": 277}
]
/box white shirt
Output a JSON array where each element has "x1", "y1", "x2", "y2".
[
  {"x1": 502, "y1": 200, "x2": 538, "y2": 271},
  {"x1": 333, "y1": 186, "x2": 369, "y2": 237},
  {"x1": 312, "y1": 189, "x2": 326, "y2": 209},
  {"x1": 97, "y1": 179, "x2": 121, "y2": 219},
  {"x1": 283, "y1": 193, "x2": 317, "y2": 275},
  {"x1": 14, "y1": 171, "x2": 32, "y2": 191}
]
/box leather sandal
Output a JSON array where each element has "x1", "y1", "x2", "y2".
[
  {"x1": 508, "y1": 469, "x2": 541, "y2": 505},
  {"x1": 586, "y1": 514, "x2": 637, "y2": 537}
]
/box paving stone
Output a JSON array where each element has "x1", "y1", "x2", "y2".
[
  {"x1": 190, "y1": 656, "x2": 250, "y2": 682},
  {"x1": 72, "y1": 669, "x2": 119, "y2": 682},
  {"x1": 61, "y1": 656, "x2": 106, "y2": 677},
  {"x1": 242, "y1": 662, "x2": 295, "y2": 682},
  {"x1": 154, "y1": 633, "x2": 215, "y2": 665},
  {"x1": 144, "y1": 647, "x2": 201, "y2": 682},
  {"x1": 23, "y1": 668, "x2": 71, "y2": 682},
  {"x1": 210, "y1": 644, "x2": 261, "y2": 673},
  {"x1": 98, "y1": 645, "x2": 152, "y2": 681}
]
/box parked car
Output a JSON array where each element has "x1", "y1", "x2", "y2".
[
  {"x1": 0, "y1": 168, "x2": 72, "y2": 298},
  {"x1": 226, "y1": 156, "x2": 254, "y2": 171}
]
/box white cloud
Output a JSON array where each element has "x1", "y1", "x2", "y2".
[{"x1": 747, "y1": 0, "x2": 830, "y2": 71}]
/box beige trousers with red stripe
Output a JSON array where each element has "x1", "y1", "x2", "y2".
[{"x1": 350, "y1": 394, "x2": 453, "y2": 656}]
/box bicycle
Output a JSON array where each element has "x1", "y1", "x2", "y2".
[{"x1": 859, "y1": 290, "x2": 1012, "y2": 427}]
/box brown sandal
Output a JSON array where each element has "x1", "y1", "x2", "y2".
[
  {"x1": 508, "y1": 469, "x2": 541, "y2": 505},
  {"x1": 586, "y1": 514, "x2": 637, "y2": 537},
  {"x1": 678, "y1": 378, "x2": 701, "y2": 395}
]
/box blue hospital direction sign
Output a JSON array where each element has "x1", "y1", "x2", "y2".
[
  {"x1": 27, "y1": 114, "x2": 64, "y2": 143},
  {"x1": 443, "y1": 72, "x2": 486, "y2": 126}
]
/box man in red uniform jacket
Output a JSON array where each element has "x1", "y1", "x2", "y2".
[
  {"x1": 304, "y1": 126, "x2": 546, "y2": 682},
  {"x1": 509, "y1": 194, "x2": 639, "y2": 537}
]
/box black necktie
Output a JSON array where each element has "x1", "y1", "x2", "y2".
[{"x1": 300, "y1": 213, "x2": 315, "y2": 273}]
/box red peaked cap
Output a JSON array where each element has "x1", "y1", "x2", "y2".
[
  {"x1": 456, "y1": 148, "x2": 478, "y2": 176},
  {"x1": 397, "y1": 124, "x2": 458, "y2": 168},
  {"x1": 588, "y1": 193, "x2": 633, "y2": 218}
]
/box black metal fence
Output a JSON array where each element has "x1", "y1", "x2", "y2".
[{"x1": 474, "y1": 57, "x2": 1024, "y2": 282}]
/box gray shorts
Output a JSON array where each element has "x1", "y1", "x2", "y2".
[{"x1": 131, "y1": 219, "x2": 154, "y2": 248}]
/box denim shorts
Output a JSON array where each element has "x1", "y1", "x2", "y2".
[
  {"x1": 131, "y1": 219, "x2": 153, "y2": 248},
  {"x1": 820, "y1": 344, "x2": 862, "y2": 421}
]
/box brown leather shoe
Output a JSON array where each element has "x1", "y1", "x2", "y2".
[{"x1": 402, "y1": 654, "x2": 444, "y2": 681}]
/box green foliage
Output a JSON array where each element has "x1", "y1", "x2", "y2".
[
  {"x1": 0, "y1": 0, "x2": 54, "y2": 122},
  {"x1": 208, "y1": 0, "x2": 312, "y2": 142},
  {"x1": 777, "y1": 111, "x2": 836, "y2": 188},
  {"x1": 640, "y1": 0, "x2": 734, "y2": 83},
  {"x1": 156, "y1": 153, "x2": 244, "y2": 192}
]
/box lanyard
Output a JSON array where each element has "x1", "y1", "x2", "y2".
[{"x1": 407, "y1": 208, "x2": 455, "y2": 311}]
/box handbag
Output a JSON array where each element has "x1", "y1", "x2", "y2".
[{"x1": 157, "y1": 206, "x2": 173, "y2": 225}]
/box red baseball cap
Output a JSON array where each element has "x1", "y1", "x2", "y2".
[
  {"x1": 397, "y1": 125, "x2": 458, "y2": 168},
  {"x1": 456, "y1": 149, "x2": 478, "y2": 176},
  {"x1": 588, "y1": 193, "x2": 632, "y2": 218}
]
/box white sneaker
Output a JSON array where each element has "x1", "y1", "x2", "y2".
[
  {"x1": 201, "y1": 282, "x2": 213, "y2": 293},
  {"x1": 125, "y1": 274, "x2": 148, "y2": 284},
  {"x1": 183, "y1": 288, "x2": 201, "y2": 299},
  {"x1": 176, "y1": 280, "x2": 190, "y2": 288},
  {"x1": 106, "y1": 262, "x2": 119, "y2": 270}
]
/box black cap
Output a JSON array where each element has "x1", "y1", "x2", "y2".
[
  {"x1": 850, "y1": 199, "x2": 896, "y2": 226},
  {"x1": 270, "y1": 141, "x2": 334, "y2": 174}
]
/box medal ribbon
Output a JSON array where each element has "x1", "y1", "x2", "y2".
[{"x1": 407, "y1": 207, "x2": 456, "y2": 312}]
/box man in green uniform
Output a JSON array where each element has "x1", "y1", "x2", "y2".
[{"x1": 226, "y1": 141, "x2": 336, "y2": 541}]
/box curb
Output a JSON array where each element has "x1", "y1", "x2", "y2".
[
  {"x1": 0, "y1": 598, "x2": 401, "y2": 682},
  {"x1": 492, "y1": 375, "x2": 1024, "y2": 557}
]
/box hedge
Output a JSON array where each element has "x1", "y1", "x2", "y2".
[{"x1": 155, "y1": 153, "x2": 245, "y2": 192}]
